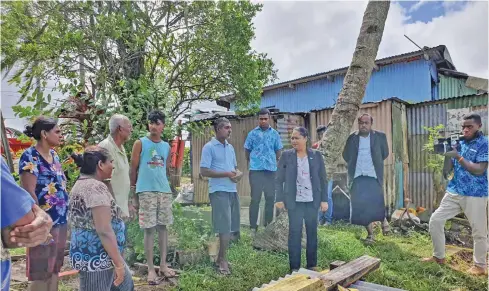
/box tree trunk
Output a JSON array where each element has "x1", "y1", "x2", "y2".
[{"x1": 320, "y1": 1, "x2": 390, "y2": 180}]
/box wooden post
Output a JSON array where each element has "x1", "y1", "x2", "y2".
[{"x1": 0, "y1": 110, "x2": 14, "y2": 172}]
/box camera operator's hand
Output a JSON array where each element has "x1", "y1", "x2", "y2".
[{"x1": 444, "y1": 146, "x2": 460, "y2": 158}]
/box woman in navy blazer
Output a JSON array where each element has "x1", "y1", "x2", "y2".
[{"x1": 275, "y1": 127, "x2": 328, "y2": 272}]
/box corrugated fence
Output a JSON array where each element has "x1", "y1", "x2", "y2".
[
  {"x1": 315, "y1": 99, "x2": 408, "y2": 213},
  {"x1": 407, "y1": 94, "x2": 488, "y2": 210}
]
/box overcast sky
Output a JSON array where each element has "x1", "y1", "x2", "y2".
[
  {"x1": 2, "y1": 0, "x2": 487, "y2": 130},
  {"x1": 252, "y1": 0, "x2": 488, "y2": 82}
]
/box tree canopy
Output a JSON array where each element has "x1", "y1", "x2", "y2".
[{"x1": 1, "y1": 0, "x2": 276, "y2": 142}]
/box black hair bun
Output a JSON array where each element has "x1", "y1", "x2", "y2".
[
  {"x1": 23, "y1": 125, "x2": 34, "y2": 138},
  {"x1": 71, "y1": 153, "x2": 84, "y2": 168}
]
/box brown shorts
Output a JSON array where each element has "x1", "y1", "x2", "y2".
[
  {"x1": 26, "y1": 224, "x2": 68, "y2": 281},
  {"x1": 138, "y1": 192, "x2": 173, "y2": 229}
]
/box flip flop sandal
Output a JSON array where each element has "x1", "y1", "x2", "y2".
[{"x1": 147, "y1": 276, "x2": 164, "y2": 286}]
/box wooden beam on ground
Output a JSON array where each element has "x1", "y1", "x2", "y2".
[
  {"x1": 320, "y1": 255, "x2": 381, "y2": 291},
  {"x1": 329, "y1": 261, "x2": 346, "y2": 270}
]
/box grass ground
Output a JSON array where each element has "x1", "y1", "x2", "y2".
[
  {"x1": 9, "y1": 223, "x2": 486, "y2": 291},
  {"x1": 175, "y1": 223, "x2": 486, "y2": 291}
]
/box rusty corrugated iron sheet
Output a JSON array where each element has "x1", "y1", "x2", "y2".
[
  {"x1": 315, "y1": 99, "x2": 403, "y2": 213},
  {"x1": 406, "y1": 94, "x2": 488, "y2": 210}
]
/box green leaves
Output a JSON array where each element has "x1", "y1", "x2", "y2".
[{"x1": 2, "y1": 1, "x2": 275, "y2": 145}]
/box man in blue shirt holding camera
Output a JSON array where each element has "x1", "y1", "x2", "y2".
[{"x1": 423, "y1": 113, "x2": 488, "y2": 276}]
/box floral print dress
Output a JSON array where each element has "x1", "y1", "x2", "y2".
[
  {"x1": 19, "y1": 147, "x2": 69, "y2": 225},
  {"x1": 69, "y1": 178, "x2": 125, "y2": 272}
]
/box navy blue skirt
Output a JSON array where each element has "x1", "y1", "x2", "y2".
[{"x1": 350, "y1": 176, "x2": 385, "y2": 226}]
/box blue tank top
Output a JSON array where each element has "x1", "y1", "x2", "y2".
[{"x1": 136, "y1": 137, "x2": 172, "y2": 194}]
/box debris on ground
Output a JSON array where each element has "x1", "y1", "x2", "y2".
[{"x1": 175, "y1": 184, "x2": 194, "y2": 203}]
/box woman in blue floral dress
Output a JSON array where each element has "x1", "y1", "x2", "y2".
[
  {"x1": 69, "y1": 146, "x2": 133, "y2": 291},
  {"x1": 19, "y1": 117, "x2": 68, "y2": 291}
]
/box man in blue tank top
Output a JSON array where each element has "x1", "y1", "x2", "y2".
[
  {"x1": 200, "y1": 117, "x2": 243, "y2": 275},
  {"x1": 130, "y1": 110, "x2": 176, "y2": 284}
]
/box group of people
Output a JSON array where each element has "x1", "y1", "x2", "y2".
[
  {"x1": 1, "y1": 109, "x2": 487, "y2": 291},
  {"x1": 200, "y1": 109, "x2": 392, "y2": 273},
  {"x1": 200, "y1": 109, "x2": 488, "y2": 276},
  {"x1": 1, "y1": 110, "x2": 175, "y2": 291}
]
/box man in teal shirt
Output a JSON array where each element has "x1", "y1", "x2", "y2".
[{"x1": 130, "y1": 110, "x2": 175, "y2": 284}]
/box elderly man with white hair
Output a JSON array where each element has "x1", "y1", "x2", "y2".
[{"x1": 99, "y1": 114, "x2": 135, "y2": 219}]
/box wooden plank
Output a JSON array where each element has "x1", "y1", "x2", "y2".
[
  {"x1": 260, "y1": 274, "x2": 309, "y2": 291},
  {"x1": 329, "y1": 261, "x2": 346, "y2": 270},
  {"x1": 320, "y1": 255, "x2": 381, "y2": 291}
]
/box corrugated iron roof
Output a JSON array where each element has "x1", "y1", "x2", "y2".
[
  {"x1": 221, "y1": 45, "x2": 450, "y2": 102},
  {"x1": 408, "y1": 92, "x2": 488, "y2": 106}
]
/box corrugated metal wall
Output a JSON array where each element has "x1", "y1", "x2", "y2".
[
  {"x1": 191, "y1": 114, "x2": 304, "y2": 204},
  {"x1": 438, "y1": 75, "x2": 478, "y2": 99},
  {"x1": 407, "y1": 94, "x2": 488, "y2": 210},
  {"x1": 244, "y1": 59, "x2": 434, "y2": 113},
  {"x1": 315, "y1": 99, "x2": 405, "y2": 213}
]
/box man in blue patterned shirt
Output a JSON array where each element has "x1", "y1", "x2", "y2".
[
  {"x1": 423, "y1": 113, "x2": 488, "y2": 276},
  {"x1": 244, "y1": 108, "x2": 283, "y2": 235}
]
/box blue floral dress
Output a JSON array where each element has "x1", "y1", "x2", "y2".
[
  {"x1": 68, "y1": 178, "x2": 125, "y2": 272},
  {"x1": 19, "y1": 147, "x2": 69, "y2": 225}
]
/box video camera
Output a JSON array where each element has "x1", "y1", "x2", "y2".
[{"x1": 433, "y1": 133, "x2": 465, "y2": 154}]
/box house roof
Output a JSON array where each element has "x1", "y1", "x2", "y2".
[{"x1": 220, "y1": 45, "x2": 453, "y2": 103}]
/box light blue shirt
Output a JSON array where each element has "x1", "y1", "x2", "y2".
[
  {"x1": 136, "y1": 137, "x2": 172, "y2": 193},
  {"x1": 200, "y1": 138, "x2": 237, "y2": 194},
  {"x1": 244, "y1": 126, "x2": 283, "y2": 171},
  {"x1": 354, "y1": 134, "x2": 377, "y2": 179}
]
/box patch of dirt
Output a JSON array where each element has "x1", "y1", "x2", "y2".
[{"x1": 448, "y1": 250, "x2": 473, "y2": 272}]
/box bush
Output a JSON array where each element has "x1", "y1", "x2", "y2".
[
  {"x1": 182, "y1": 147, "x2": 191, "y2": 177},
  {"x1": 125, "y1": 203, "x2": 213, "y2": 265}
]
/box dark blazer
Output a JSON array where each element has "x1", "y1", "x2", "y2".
[
  {"x1": 342, "y1": 130, "x2": 389, "y2": 185},
  {"x1": 275, "y1": 148, "x2": 328, "y2": 210}
]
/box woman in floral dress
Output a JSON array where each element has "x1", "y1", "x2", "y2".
[
  {"x1": 19, "y1": 117, "x2": 68, "y2": 291},
  {"x1": 69, "y1": 146, "x2": 133, "y2": 291}
]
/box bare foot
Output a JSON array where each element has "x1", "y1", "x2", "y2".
[
  {"x1": 216, "y1": 260, "x2": 231, "y2": 275},
  {"x1": 159, "y1": 266, "x2": 176, "y2": 278}
]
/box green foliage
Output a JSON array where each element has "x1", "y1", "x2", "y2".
[
  {"x1": 182, "y1": 147, "x2": 191, "y2": 177},
  {"x1": 1, "y1": 1, "x2": 276, "y2": 129},
  {"x1": 422, "y1": 125, "x2": 445, "y2": 172},
  {"x1": 126, "y1": 203, "x2": 212, "y2": 264},
  {"x1": 171, "y1": 204, "x2": 212, "y2": 250}
]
